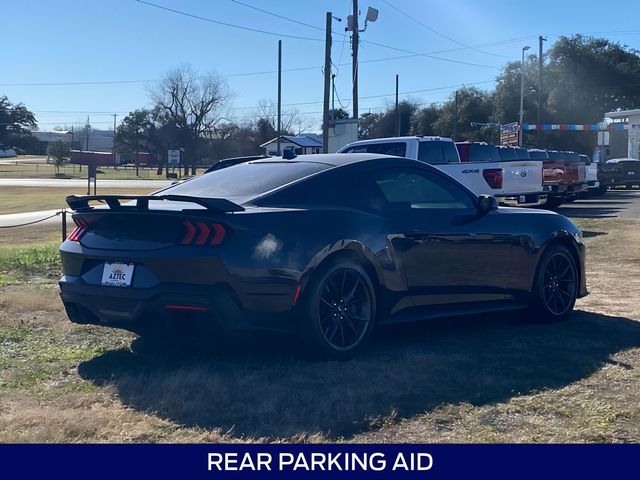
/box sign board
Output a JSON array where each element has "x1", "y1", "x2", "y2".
[
  {"x1": 597, "y1": 131, "x2": 610, "y2": 146},
  {"x1": 167, "y1": 149, "x2": 180, "y2": 166},
  {"x1": 500, "y1": 122, "x2": 519, "y2": 146}
]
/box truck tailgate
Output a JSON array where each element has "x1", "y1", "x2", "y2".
[{"x1": 500, "y1": 160, "x2": 543, "y2": 194}]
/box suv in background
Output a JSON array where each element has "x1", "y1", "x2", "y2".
[{"x1": 598, "y1": 158, "x2": 640, "y2": 190}]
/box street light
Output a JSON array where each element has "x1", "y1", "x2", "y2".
[{"x1": 519, "y1": 45, "x2": 531, "y2": 146}]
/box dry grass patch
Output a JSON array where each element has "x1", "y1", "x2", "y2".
[{"x1": 0, "y1": 216, "x2": 639, "y2": 443}]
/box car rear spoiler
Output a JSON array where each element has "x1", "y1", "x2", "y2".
[{"x1": 66, "y1": 194, "x2": 245, "y2": 212}]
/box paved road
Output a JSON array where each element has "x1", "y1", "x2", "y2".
[
  {"x1": 0, "y1": 209, "x2": 64, "y2": 227},
  {"x1": 556, "y1": 190, "x2": 640, "y2": 220},
  {"x1": 0, "y1": 178, "x2": 172, "y2": 189}
]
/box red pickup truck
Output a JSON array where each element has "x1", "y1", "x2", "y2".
[{"x1": 528, "y1": 150, "x2": 587, "y2": 208}]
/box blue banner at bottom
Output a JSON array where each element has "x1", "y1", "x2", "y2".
[{"x1": 1, "y1": 444, "x2": 637, "y2": 479}]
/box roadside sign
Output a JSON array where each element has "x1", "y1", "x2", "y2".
[
  {"x1": 500, "y1": 123, "x2": 519, "y2": 146},
  {"x1": 167, "y1": 149, "x2": 180, "y2": 166}
]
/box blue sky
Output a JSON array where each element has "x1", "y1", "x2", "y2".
[{"x1": 3, "y1": 0, "x2": 640, "y2": 131}]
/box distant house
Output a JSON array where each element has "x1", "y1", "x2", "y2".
[{"x1": 260, "y1": 134, "x2": 322, "y2": 156}]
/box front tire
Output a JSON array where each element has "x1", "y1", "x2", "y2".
[
  {"x1": 300, "y1": 259, "x2": 376, "y2": 359},
  {"x1": 528, "y1": 244, "x2": 578, "y2": 323}
]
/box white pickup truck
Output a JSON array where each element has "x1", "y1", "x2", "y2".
[{"x1": 337, "y1": 136, "x2": 546, "y2": 206}]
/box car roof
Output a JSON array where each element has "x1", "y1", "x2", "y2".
[
  {"x1": 250, "y1": 152, "x2": 395, "y2": 167},
  {"x1": 341, "y1": 136, "x2": 454, "y2": 147},
  {"x1": 606, "y1": 158, "x2": 640, "y2": 163}
]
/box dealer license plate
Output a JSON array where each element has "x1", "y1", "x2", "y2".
[{"x1": 101, "y1": 262, "x2": 134, "y2": 287}]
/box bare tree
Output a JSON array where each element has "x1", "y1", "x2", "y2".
[
  {"x1": 150, "y1": 64, "x2": 231, "y2": 175},
  {"x1": 254, "y1": 99, "x2": 315, "y2": 137}
]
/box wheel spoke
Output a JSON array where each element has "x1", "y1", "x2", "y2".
[
  {"x1": 557, "y1": 264, "x2": 571, "y2": 280},
  {"x1": 344, "y1": 296, "x2": 367, "y2": 307},
  {"x1": 327, "y1": 321, "x2": 340, "y2": 342},
  {"x1": 344, "y1": 277, "x2": 361, "y2": 303}
]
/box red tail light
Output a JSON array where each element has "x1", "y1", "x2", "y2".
[
  {"x1": 180, "y1": 221, "x2": 226, "y2": 245},
  {"x1": 482, "y1": 168, "x2": 503, "y2": 189},
  {"x1": 68, "y1": 227, "x2": 86, "y2": 242}
]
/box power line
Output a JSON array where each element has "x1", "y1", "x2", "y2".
[
  {"x1": 227, "y1": 0, "x2": 500, "y2": 68},
  {"x1": 230, "y1": 0, "x2": 327, "y2": 33},
  {"x1": 379, "y1": 0, "x2": 510, "y2": 59},
  {"x1": 135, "y1": 0, "x2": 323, "y2": 42}
]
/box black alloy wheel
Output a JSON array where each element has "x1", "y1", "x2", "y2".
[
  {"x1": 302, "y1": 260, "x2": 376, "y2": 359},
  {"x1": 542, "y1": 251, "x2": 577, "y2": 316},
  {"x1": 530, "y1": 245, "x2": 578, "y2": 322}
]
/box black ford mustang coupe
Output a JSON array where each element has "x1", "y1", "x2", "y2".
[{"x1": 59, "y1": 154, "x2": 587, "y2": 358}]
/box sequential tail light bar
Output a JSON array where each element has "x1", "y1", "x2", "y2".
[{"x1": 180, "y1": 221, "x2": 226, "y2": 245}]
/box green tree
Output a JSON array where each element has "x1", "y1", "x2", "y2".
[
  {"x1": 358, "y1": 112, "x2": 383, "y2": 139},
  {"x1": 433, "y1": 87, "x2": 495, "y2": 142},
  {"x1": 47, "y1": 140, "x2": 71, "y2": 173},
  {"x1": 410, "y1": 104, "x2": 442, "y2": 136},
  {"x1": 0, "y1": 96, "x2": 37, "y2": 149},
  {"x1": 493, "y1": 35, "x2": 640, "y2": 152}
]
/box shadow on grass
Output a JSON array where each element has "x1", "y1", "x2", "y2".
[{"x1": 78, "y1": 310, "x2": 640, "y2": 440}]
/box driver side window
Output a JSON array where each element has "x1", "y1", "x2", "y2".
[{"x1": 366, "y1": 167, "x2": 475, "y2": 211}]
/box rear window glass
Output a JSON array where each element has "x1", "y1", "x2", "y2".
[
  {"x1": 528, "y1": 150, "x2": 549, "y2": 160},
  {"x1": 418, "y1": 141, "x2": 459, "y2": 165},
  {"x1": 469, "y1": 144, "x2": 500, "y2": 162},
  {"x1": 496, "y1": 147, "x2": 518, "y2": 161},
  {"x1": 341, "y1": 142, "x2": 406, "y2": 157},
  {"x1": 515, "y1": 148, "x2": 530, "y2": 159},
  {"x1": 442, "y1": 142, "x2": 460, "y2": 163},
  {"x1": 159, "y1": 161, "x2": 328, "y2": 201}
]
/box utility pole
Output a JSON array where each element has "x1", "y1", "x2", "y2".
[
  {"x1": 112, "y1": 114, "x2": 117, "y2": 166},
  {"x1": 135, "y1": 127, "x2": 140, "y2": 177},
  {"x1": 331, "y1": 74, "x2": 336, "y2": 121},
  {"x1": 277, "y1": 40, "x2": 282, "y2": 156},
  {"x1": 395, "y1": 74, "x2": 400, "y2": 136},
  {"x1": 537, "y1": 35, "x2": 546, "y2": 147},
  {"x1": 352, "y1": 0, "x2": 359, "y2": 120},
  {"x1": 322, "y1": 12, "x2": 332, "y2": 153},
  {"x1": 85, "y1": 116, "x2": 90, "y2": 151},
  {"x1": 519, "y1": 45, "x2": 531, "y2": 147},
  {"x1": 453, "y1": 90, "x2": 459, "y2": 141}
]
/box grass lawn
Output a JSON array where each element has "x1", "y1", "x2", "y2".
[
  {"x1": 0, "y1": 217, "x2": 639, "y2": 442},
  {"x1": 0, "y1": 162, "x2": 205, "y2": 180}
]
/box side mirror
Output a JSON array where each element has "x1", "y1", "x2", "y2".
[{"x1": 478, "y1": 195, "x2": 498, "y2": 215}]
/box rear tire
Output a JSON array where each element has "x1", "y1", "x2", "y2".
[
  {"x1": 300, "y1": 259, "x2": 376, "y2": 359},
  {"x1": 527, "y1": 244, "x2": 578, "y2": 323}
]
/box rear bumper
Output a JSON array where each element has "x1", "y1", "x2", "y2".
[
  {"x1": 497, "y1": 193, "x2": 547, "y2": 207},
  {"x1": 59, "y1": 275, "x2": 296, "y2": 334},
  {"x1": 586, "y1": 180, "x2": 600, "y2": 189}
]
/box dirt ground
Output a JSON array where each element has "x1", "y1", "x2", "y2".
[{"x1": 0, "y1": 213, "x2": 639, "y2": 443}]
